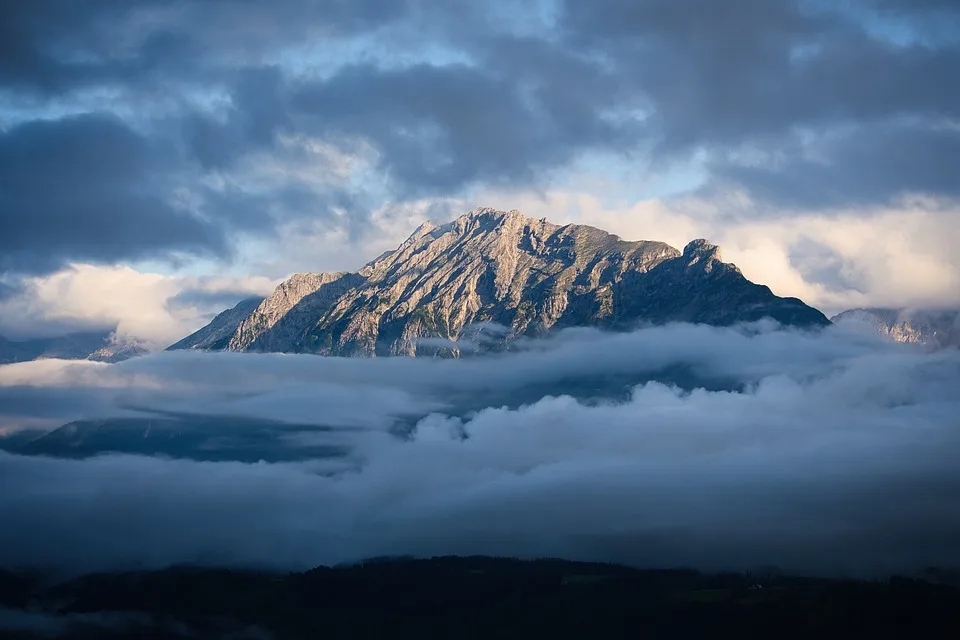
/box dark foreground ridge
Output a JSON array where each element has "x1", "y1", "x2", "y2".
[{"x1": 2, "y1": 556, "x2": 959, "y2": 639}]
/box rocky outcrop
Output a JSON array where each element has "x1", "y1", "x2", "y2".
[
  {"x1": 169, "y1": 207, "x2": 831, "y2": 357},
  {"x1": 227, "y1": 272, "x2": 366, "y2": 352},
  {"x1": 296, "y1": 209, "x2": 685, "y2": 356},
  {"x1": 86, "y1": 336, "x2": 150, "y2": 363},
  {"x1": 608, "y1": 239, "x2": 830, "y2": 328}
]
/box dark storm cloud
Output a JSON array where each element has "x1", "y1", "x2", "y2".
[
  {"x1": 3, "y1": 0, "x2": 960, "y2": 273},
  {"x1": 292, "y1": 55, "x2": 628, "y2": 194},
  {"x1": 712, "y1": 122, "x2": 960, "y2": 209},
  {"x1": 560, "y1": 0, "x2": 960, "y2": 208},
  {"x1": 0, "y1": 0, "x2": 410, "y2": 96},
  {"x1": 0, "y1": 113, "x2": 224, "y2": 273},
  {"x1": 185, "y1": 66, "x2": 290, "y2": 170},
  {"x1": 562, "y1": 0, "x2": 960, "y2": 144},
  {"x1": 0, "y1": 0, "x2": 417, "y2": 273},
  {"x1": 2, "y1": 323, "x2": 960, "y2": 577}
]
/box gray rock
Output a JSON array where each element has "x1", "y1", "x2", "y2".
[
  {"x1": 167, "y1": 296, "x2": 265, "y2": 351},
  {"x1": 174, "y1": 208, "x2": 831, "y2": 357},
  {"x1": 228, "y1": 272, "x2": 365, "y2": 352}
]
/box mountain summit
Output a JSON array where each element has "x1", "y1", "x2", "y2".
[{"x1": 169, "y1": 208, "x2": 829, "y2": 356}]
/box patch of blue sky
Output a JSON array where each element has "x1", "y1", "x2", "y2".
[
  {"x1": 789, "y1": 42, "x2": 823, "y2": 64},
  {"x1": 0, "y1": 84, "x2": 232, "y2": 132},
  {"x1": 0, "y1": 98, "x2": 84, "y2": 131},
  {"x1": 562, "y1": 148, "x2": 708, "y2": 205},
  {"x1": 810, "y1": 0, "x2": 955, "y2": 48},
  {"x1": 483, "y1": 0, "x2": 560, "y2": 40},
  {"x1": 273, "y1": 31, "x2": 475, "y2": 81},
  {"x1": 860, "y1": 14, "x2": 930, "y2": 47}
]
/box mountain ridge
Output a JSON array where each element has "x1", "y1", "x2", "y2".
[
  {"x1": 831, "y1": 307, "x2": 960, "y2": 350},
  {"x1": 168, "y1": 208, "x2": 831, "y2": 356},
  {"x1": 0, "y1": 331, "x2": 147, "y2": 364}
]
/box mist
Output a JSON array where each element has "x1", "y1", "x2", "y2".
[{"x1": 1, "y1": 322, "x2": 959, "y2": 578}]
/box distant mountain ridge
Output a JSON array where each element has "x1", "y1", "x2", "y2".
[
  {"x1": 0, "y1": 331, "x2": 147, "y2": 364},
  {"x1": 167, "y1": 296, "x2": 265, "y2": 351},
  {"x1": 168, "y1": 208, "x2": 830, "y2": 356},
  {"x1": 831, "y1": 307, "x2": 960, "y2": 350}
]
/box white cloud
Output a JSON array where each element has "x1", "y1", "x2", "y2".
[
  {"x1": 1, "y1": 323, "x2": 959, "y2": 577},
  {"x1": 237, "y1": 197, "x2": 463, "y2": 277},
  {"x1": 0, "y1": 264, "x2": 277, "y2": 348}
]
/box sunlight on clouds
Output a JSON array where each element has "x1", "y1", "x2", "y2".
[
  {"x1": 0, "y1": 359, "x2": 110, "y2": 388},
  {"x1": 475, "y1": 185, "x2": 960, "y2": 315},
  {"x1": 247, "y1": 133, "x2": 381, "y2": 192},
  {"x1": 238, "y1": 197, "x2": 463, "y2": 277},
  {"x1": 0, "y1": 265, "x2": 276, "y2": 348},
  {"x1": 4, "y1": 187, "x2": 954, "y2": 348}
]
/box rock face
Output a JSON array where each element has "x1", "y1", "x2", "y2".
[
  {"x1": 831, "y1": 308, "x2": 960, "y2": 350},
  {"x1": 169, "y1": 208, "x2": 830, "y2": 357},
  {"x1": 611, "y1": 239, "x2": 830, "y2": 328},
  {"x1": 228, "y1": 273, "x2": 365, "y2": 352},
  {"x1": 167, "y1": 297, "x2": 265, "y2": 351}
]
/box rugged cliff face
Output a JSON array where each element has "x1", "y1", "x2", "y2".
[
  {"x1": 297, "y1": 209, "x2": 685, "y2": 356},
  {"x1": 167, "y1": 296, "x2": 265, "y2": 351},
  {"x1": 168, "y1": 208, "x2": 831, "y2": 357},
  {"x1": 227, "y1": 272, "x2": 366, "y2": 353}
]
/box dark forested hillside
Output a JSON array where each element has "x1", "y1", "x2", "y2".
[{"x1": 2, "y1": 556, "x2": 959, "y2": 639}]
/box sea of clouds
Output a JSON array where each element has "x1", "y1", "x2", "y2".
[{"x1": 1, "y1": 321, "x2": 959, "y2": 578}]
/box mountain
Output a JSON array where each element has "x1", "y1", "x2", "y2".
[
  {"x1": 831, "y1": 307, "x2": 960, "y2": 349},
  {"x1": 228, "y1": 272, "x2": 365, "y2": 352},
  {"x1": 86, "y1": 337, "x2": 150, "y2": 363},
  {"x1": 0, "y1": 331, "x2": 145, "y2": 364},
  {"x1": 0, "y1": 415, "x2": 349, "y2": 463},
  {"x1": 168, "y1": 208, "x2": 830, "y2": 357},
  {"x1": 166, "y1": 296, "x2": 265, "y2": 350}
]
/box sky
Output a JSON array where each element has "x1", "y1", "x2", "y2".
[{"x1": 1, "y1": 0, "x2": 959, "y2": 346}]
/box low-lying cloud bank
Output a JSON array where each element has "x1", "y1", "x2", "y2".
[{"x1": 1, "y1": 322, "x2": 959, "y2": 578}]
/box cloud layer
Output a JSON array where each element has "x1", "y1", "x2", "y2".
[{"x1": 2, "y1": 323, "x2": 959, "y2": 578}]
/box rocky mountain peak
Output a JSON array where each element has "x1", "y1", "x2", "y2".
[
  {"x1": 682, "y1": 238, "x2": 727, "y2": 274},
  {"x1": 226, "y1": 271, "x2": 363, "y2": 352},
  {"x1": 683, "y1": 238, "x2": 721, "y2": 261},
  {"x1": 408, "y1": 220, "x2": 439, "y2": 239},
  {"x1": 168, "y1": 208, "x2": 830, "y2": 357},
  {"x1": 443, "y1": 207, "x2": 537, "y2": 238},
  {"x1": 459, "y1": 206, "x2": 522, "y2": 223}
]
